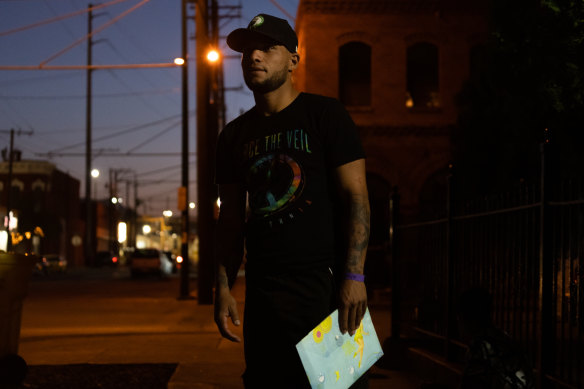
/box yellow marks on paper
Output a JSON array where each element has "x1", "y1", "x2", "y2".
[
  {"x1": 312, "y1": 315, "x2": 333, "y2": 344},
  {"x1": 353, "y1": 321, "x2": 369, "y2": 368}
]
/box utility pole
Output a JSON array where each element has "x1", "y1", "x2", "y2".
[
  {"x1": 193, "y1": 0, "x2": 240, "y2": 304},
  {"x1": 5, "y1": 129, "x2": 15, "y2": 252},
  {"x1": 196, "y1": 0, "x2": 215, "y2": 305},
  {"x1": 108, "y1": 168, "x2": 116, "y2": 254},
  {"x1": 85, "y1": 3, "x2": 94, "y2": 266},
  {"x1": 133, "y1": 174, "x2": 138, "y2": 248},
  {"x1": 179, "y1": 0, "x2": 194, "y2": 299}
]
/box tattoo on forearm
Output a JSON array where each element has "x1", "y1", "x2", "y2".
[
  {"x1": 346, "y1": 197, "x2": 370, "y2": 272},
  {"x1": 217, "y1": 273, "x2": 229, "y2": 289}
]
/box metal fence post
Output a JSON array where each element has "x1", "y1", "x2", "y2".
[
  {"x1": 390, "y1": 187, "x2": 401, "y2": 340},
  {"x1": 445, "y1": 164, "x2": 455, "y2": 361},
  {"x1": 537, "y1": 130, "x2": 554, "y2": 388}
]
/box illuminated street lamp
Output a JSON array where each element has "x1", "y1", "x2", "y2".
[
  {"x1": 91, "y1": 169, "x2": 100, "y2": 199},
  {"x1": 163, "y1": 210, "x2": 173, "y2": 218},
  {"x1": 174, "y1": 57, "x2": 185, "y2": 65},
  {"x1": 142, "y1": 224, "x2": 151, "y2": 234},
  {"x1": 189, "y1": 202, "x2": 196, "y2": 209},
  {"x1": 206, "y1": 49, "x2": 220, "y2": 63}
]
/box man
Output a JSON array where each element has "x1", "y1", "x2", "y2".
[{"x1": 214, "y1": 13, "x2": 370, "y2": 388}]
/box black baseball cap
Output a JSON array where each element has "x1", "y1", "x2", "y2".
[{"x1": 227, "y1": 14, "x2": 298, "y2": 53}]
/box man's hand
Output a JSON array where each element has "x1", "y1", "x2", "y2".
[
  {"x1": 338, "y1": 279, "x2": 367, "y2": 336},
  {"x1": 214, "y1": 288, "x2": 242, "y2": 342}
]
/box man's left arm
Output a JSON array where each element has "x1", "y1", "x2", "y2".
[{"x1": 335, "y1": 158, "x2": 370, "y2": 336}]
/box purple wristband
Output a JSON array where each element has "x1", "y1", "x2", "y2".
[{"x1": 345, "y1": 272, "x2": 365, "y2": 282}]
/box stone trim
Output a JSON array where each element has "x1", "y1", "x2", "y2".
[
  {"x1": 11, "y1": 178, "x2": 24, "y2": 191},
  {"x1": 404, "y1": 32, "x2": 442, "y2": 46},
  {"x1": 0, "y1": 160, "x2": 55, "y2": 175},
  {"x1": 336, "y1": 31, "x2": 374, "y2": 46},
  {"x1": 32, "y1": 179, "x2": 47, "y2": 192}
]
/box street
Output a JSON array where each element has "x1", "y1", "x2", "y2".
[{"x1": 20, "y1": 268, "x2": 239, "y2": 365}]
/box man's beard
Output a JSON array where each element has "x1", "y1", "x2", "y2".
[{"x1": 244, "y1": 66, "x2": 288, "y2": 94}]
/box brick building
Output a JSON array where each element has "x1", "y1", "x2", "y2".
[
  {"x1": 0, "y1": 159, "x2": 83, "y2": 266},
  {"x1": 295, "y1": 0, "x2": 489, "y2": 227}
]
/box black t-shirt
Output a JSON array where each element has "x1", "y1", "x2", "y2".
[{"x1": 215, "y1": 92, "x2": 365, "y2": 269}]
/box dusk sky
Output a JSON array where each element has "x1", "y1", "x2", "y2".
[{"x1": 0, "y1": 0, "x2": 298, "y2": 216}]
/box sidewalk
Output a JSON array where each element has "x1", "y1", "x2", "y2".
[
  {"x1": 17, "y1": 269, "x2": 421, "y2": 388},
  {"x1": 165, "y1": 279, "x2": 421, "y2": 389}
]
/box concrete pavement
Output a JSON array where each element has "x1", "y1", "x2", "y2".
[{"x1": 17, "y1": 268, "x2": 422, "y2": 388}]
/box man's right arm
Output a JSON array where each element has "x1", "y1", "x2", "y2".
[{"x1": 214, "y1": 183, "x2": 246, "y2": 342}]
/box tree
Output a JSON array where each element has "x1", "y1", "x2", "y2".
[{"x1": 453, "y1": 0, "x2": 584, "y2": 198}]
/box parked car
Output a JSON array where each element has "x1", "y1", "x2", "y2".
[
  {"x1": 94, "y1": 251, "x2": 119, "y2": 267},
  {"x1": 129, "y1": 248, "x2": 173, "y2": 278},
  {"x1": 35, "y1": 254, "x2": 67, "y2": 275}
]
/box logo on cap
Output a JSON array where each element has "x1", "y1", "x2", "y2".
[{"x1": 250, "y1": 15, "x2": 264, "y2": 29}]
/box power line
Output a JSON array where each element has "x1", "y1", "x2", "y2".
[
  {"x1": 43, "y1": 0, "x2": 80, "y2": 40},
  {"x1": 0, "y1": 87, "x2": 179, "y2": 100},
  {"x1": 36, "y1": 152, "x2": 197, "y2": 157},
  {"x1": 46, "y1": 113, "x2": 184, "y2": 153},
  {"x1": 126, "y1": 119, "x2": 181, "y2": 153},
  {"x1": 99, "y1": 29, "x2": 180, "y2": 106},
  {"x1": 269, "y1": 0, "x2": 295, "y2": 21},
  {"x1": 0, "y1": 0, "x2": 131, "y2": 37},
  {"x1": 0, "y1": 72, "x2": 82, "y2": 87},
  {"x1": 0, "y1": 63, "x2": 179, "y2": 71},
  {"x1": 136, "y1": 163, "x2": 182, "y2": 177},
  {"x1": 40, "y1": 0, "x2": 152, "y2": 67},
  {"x1": 104, "y1": 67, "x2": 169, "y2": 118}
]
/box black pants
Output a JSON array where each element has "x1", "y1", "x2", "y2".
[{"x1": 242, "y1": 265, "x2": 368, "y2": 389}]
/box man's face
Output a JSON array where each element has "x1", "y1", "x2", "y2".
[{"x1": 241, "y1": 38, "x2": 293, "y2": 94}]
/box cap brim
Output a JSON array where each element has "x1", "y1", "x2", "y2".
[{"x1": 226, "y1": 28, "x2": 280, "y2": 53}]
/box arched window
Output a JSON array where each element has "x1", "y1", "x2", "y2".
[
  {"x1": 32, "y1": 179, "x2": 46, "y2": 192},
  {"x1": 406, "y1": 42, "x2": 439, "y2": 108},
  {"x1": 339, "y1": 41, "x2": 371, "y2": 106}
]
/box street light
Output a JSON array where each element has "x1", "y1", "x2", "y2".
[
  {"x1": 206, "y1": 49, "x2": 220, "y2": 63},
  {"x1": 91, "y1": 169, "x2": 99, "y2": 199},
  {"x1": 174, "y1": 57, "x2": 185, "y2": 65}
]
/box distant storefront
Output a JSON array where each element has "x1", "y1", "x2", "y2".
[{"x1": 0, "y1": 158, "x2": 83, "y2": 266}]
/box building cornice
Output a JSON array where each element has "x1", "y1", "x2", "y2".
[
  {"x1": 299, "y1": 0, "x2": 441, "y2": 14},
  {"x1": 0, "y1": 160, "x2": 56, "y2": 175},
  {"x1": 298, "y1": 0, "x2": 488, "y2": 15}
]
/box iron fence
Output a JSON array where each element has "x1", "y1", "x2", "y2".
[{"x1": 391, "y1": 143, "x2": 584, "y2": 388}]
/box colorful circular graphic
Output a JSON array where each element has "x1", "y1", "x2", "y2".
[{"x1": 246, "y1": 153, "x2": 304, "y2": 217}]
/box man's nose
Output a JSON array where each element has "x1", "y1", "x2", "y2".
[{"x1": 244, "y1": 49, "x2": 262, "y2": 62}]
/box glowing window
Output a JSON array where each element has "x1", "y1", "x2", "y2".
[{"x1": 406, "y1": 42, "x2": 439, "y2": 108}]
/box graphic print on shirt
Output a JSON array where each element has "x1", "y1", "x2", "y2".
[{"x1": 243, "y1": 128, "x2": 313, "y2": 228}]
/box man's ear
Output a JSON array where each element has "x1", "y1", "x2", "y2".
[{"x1": 289, "y1": 53, "x2": 299, "y2": 72}]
